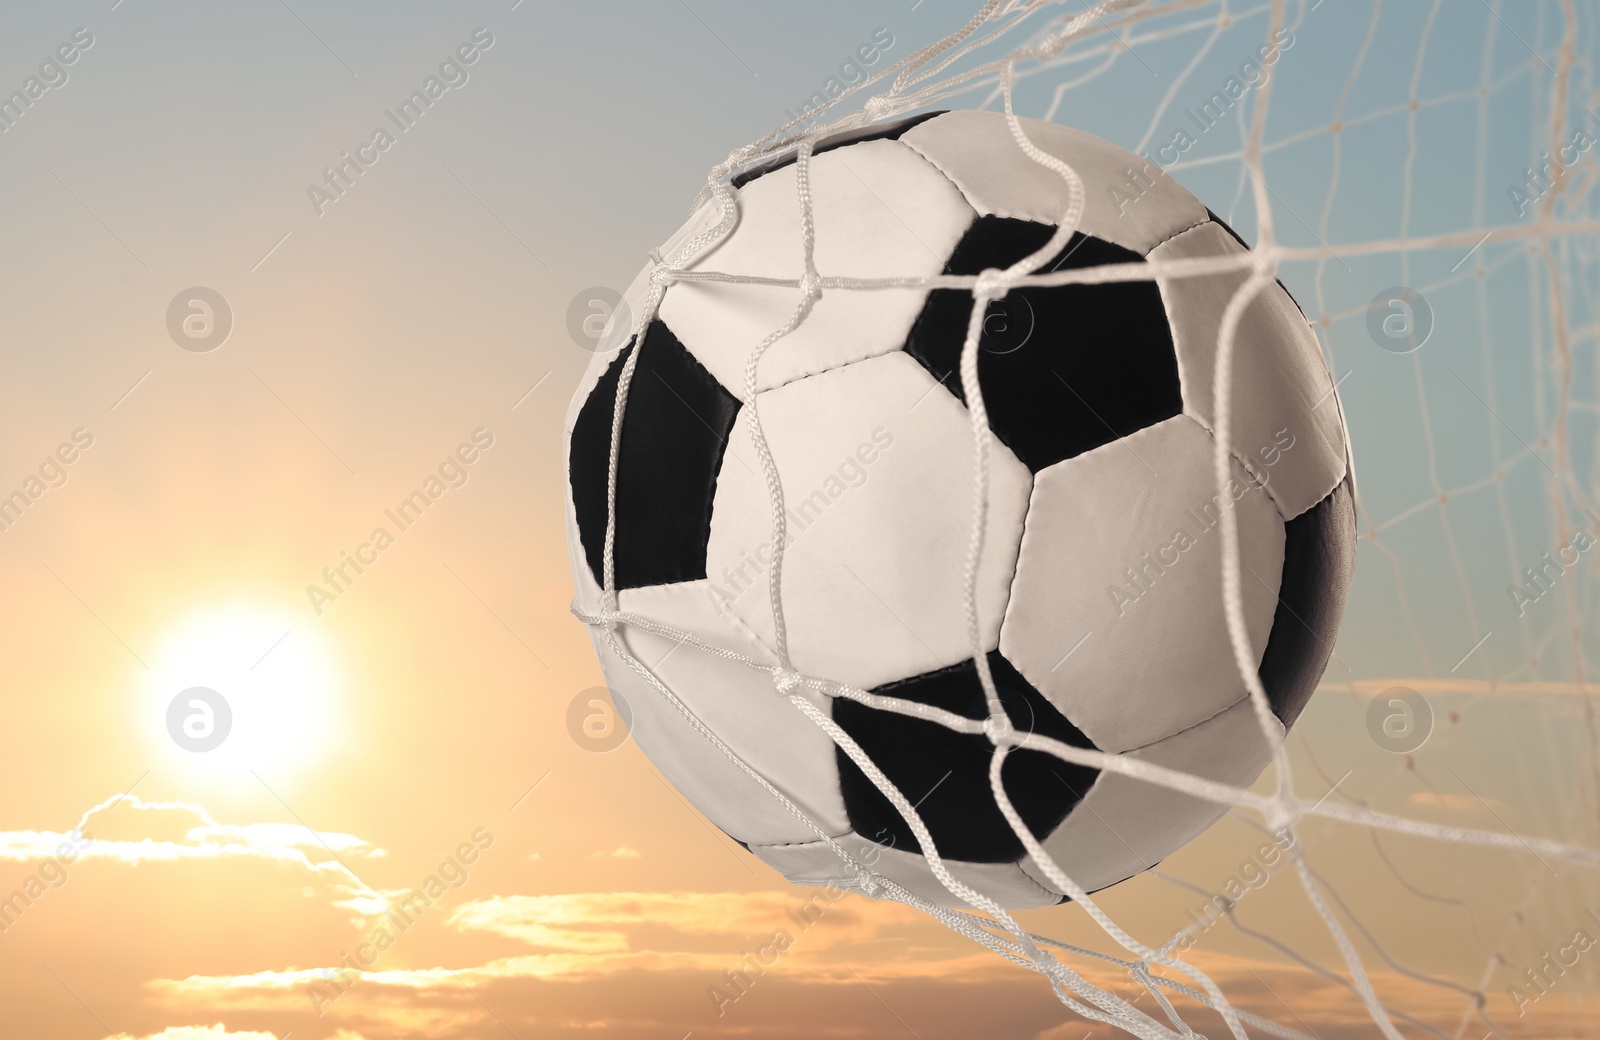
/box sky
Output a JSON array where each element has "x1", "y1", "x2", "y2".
[{"x1": 0, "y1": 0, "x2": 1598, "y2": 1038}]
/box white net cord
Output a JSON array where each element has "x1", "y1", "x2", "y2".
[{"x1": 573, "y1": 1, "x2": 1600, "y2": 1036}]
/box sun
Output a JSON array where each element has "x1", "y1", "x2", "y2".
[{"x1": 142, "y1": 605, "x2": 344, "y2": 788}]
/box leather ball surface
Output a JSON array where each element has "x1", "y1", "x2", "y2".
[{"x1": 564, "y1": 110, "x2": 1355, "y2": 909}]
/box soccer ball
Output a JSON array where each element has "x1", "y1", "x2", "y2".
[{"x1": 564, "y1": 109, "x2": 1354, "y2": 909}]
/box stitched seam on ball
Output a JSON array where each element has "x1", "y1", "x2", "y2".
[
  {"x1": 896, "y1": 135, "x2": 1049, "y2": 224},
  {"x1": 1183, "y1": 409, "x2": 1293, "y2": 522},
  {"x1": 876, "y1": 139, "x2": 1035, "y2": 658},
  {"x1": 1122, "y1": 691, "x2": 1285, "y2": 759},
  {"x1": 707, "y1": 538, "x2": 788, "y2": 665},
  {"x1": 565, "y1": 335, "x2": 631, "y2": 438},
  {"x1": 1149, "y1": 214, "x2": 1215, "y2": 254},
  {"x1": 754, "y1": 333, "x2": 920, "y2": 395},
  {"x1": 746, "y1": 841, "x2": 1062, "y2": 902},
  {"x1": 1001, "y1": 862, "x2": 1062, "y2": 902},
  {"x1": 1274, "y1": 447, "x2": 1348, "y2": 524},
  {"x1": 697, "y1": 140, "x2": 973, "y2": 399},
  {"x1": 904, "y1": 126, "x2": 1215, "y2": 255},
  {"x1": 1018, "y1": 776, "x2": 1113, "y2": 885},
  {"x1": 711, "y1": 591, "x2": 782, "y2": 664},
  {"x1": 995, "y1": 472, "x2": 1040, "y2": 664},
  {"x1": 1327, "y1": 387, "x2": 1356, "y2": 523},
  {"x1": 1155, "y1": 220, "x2": 1313, "y2": 524},
  {"x1": 750, "y1": 833, "x2": 855, "y2": 851}
]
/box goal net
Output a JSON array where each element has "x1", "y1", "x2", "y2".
[{"x1": 583, "y1": 1, "x2": 1600, "y2": 1035}]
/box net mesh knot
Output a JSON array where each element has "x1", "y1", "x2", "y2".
[
  {"x1": 855, "y1": 872, "x2": 887, "y2": 899},
  {"x1": 864, "y1": 95, "x2": 895, "y2": 121},
  {"x1": 575, "y1": 9, "x2": 1597, "y2": 1036},
  {"x1": 974, "y1": 267, "x2": 1012, "y2": 301},
  {"x1": 983, "y1": 712, "x2": 1017, "y2": 747}
]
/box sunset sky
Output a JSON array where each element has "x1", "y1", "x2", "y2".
[{"x1": 2, "y1": 1, "x2": 1599, "y2": 1038}]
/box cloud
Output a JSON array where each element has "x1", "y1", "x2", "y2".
[
  {"x1": 1408, "y1": 791, "x2": 1494, "y2": 812},
  {"x1": 147, "y1": 888, "x2": 951, "y2": 1009},
  {"x1": 0, "y1": 793, "x2": 391, "y2": 918},
  {"x1": 448, "y1": 890, "x2": 903, "y2": 949},
  {"x1": 140, "y1": 890, "x2": 1588, "y2": 1040},
  {"x1": 1323, "y1": 677, "x2": 1600, "y2": 698},
  {"x1": 100, "y1": 1026, "x2": 366, "y2": 1040},
  {"x1": 1030, "y1": 948, "x2": 1559, "y2": 1040},
  {"x1": 145, "y1": 928, "x2": 1581, "y2": 1040},
  {"x1": 0, "y1": 793, "x2": 379, "y2": 864}
]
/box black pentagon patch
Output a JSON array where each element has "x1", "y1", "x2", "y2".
[
  {"x1": 569, "y1": 320, "x2": 739, "y2": 591},
  {"x1": 904, "y1": 215, "x2": 1182, "y2": 472},
  {"x1": 732, "y1": 111, "x2": 948, "y2": 189},
  {"x1": 1258, "y1": 476, "x2": 1357, "y2": 727},
  {"x1": 834, "y1": 651, "x2": 1099, "y2": 865}
]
